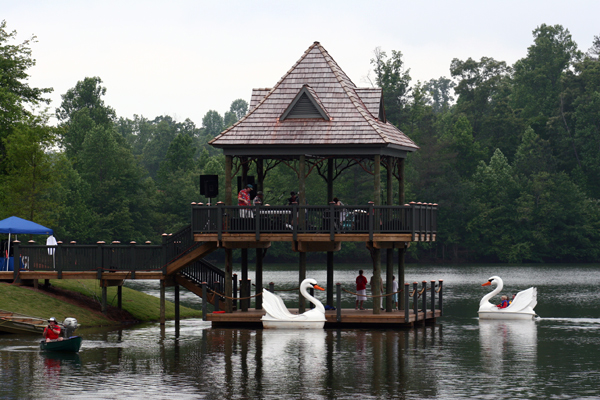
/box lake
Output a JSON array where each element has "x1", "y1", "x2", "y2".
[{"x1": 1, "y1": 264, "x2": 600, "y2": 399}]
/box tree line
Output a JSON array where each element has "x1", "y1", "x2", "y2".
[{"x1": 1, "y1": 20, "x2": 599, "y2": 263}]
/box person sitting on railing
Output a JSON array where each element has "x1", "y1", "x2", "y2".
[{"x1": 238, "y1": 184, "x2": 254, "y2": 218}]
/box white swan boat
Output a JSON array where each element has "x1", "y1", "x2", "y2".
[
  {"x1": 478, "y1": 276, "x2": 538, "y2": 320},
  {"x1": 261, "y1": 278, "x2": 326, "y2": 329}
]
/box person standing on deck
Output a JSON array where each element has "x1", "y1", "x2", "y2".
[
  {"x1": 355, "y1": 270, "x2": 368, "y2": 310},
  {"x1": 238, "y1": 184, "x2": 253, "y2": 218},
  {"x1": 392, "y1": 276, "x2": 399, "y2": 310}
]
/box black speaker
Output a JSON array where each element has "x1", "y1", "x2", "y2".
[
  {"x1": 200, "y1": 175, "x2": 219, "y2": 198},
  {"x1": 237, "y1": 176, "x2": 255, "y2": 194}
]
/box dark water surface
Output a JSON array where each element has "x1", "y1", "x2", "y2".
[{"x1": 2, "y1": 264, "x2": 600, "y2": 399}]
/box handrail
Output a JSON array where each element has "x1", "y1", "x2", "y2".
[{"x1": 191, "y1": 203, "x2": 437, "y2": 240}]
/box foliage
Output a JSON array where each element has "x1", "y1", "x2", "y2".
[
  {"x1": 0, "y1": 21, "x2": 52, "y2": 164},
  {"x1": 1, "y1": 21, "x2": 600, "y2": 264}
]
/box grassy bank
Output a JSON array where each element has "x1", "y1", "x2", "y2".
[
  {"x1": 0, "y1": 280, "x2": 202, "y2": 327},
  {"x1": 49, "y1": 280, "x2": 202, "y2": 322}
]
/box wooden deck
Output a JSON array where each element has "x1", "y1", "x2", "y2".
[
  {"x1": 0, "y1": 271, "x2": 164, "y2": 281},
  {"x1": 207, "y1": 308, "x2": 441, "y2": 328}
]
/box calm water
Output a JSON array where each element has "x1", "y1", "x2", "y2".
[{"x1": 2, "y1": 264, "x2": 600, "y2": 399}]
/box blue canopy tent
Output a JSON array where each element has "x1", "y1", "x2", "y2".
[{"x1": 0, "y1": 216, "x2": 53, "y2": 271}]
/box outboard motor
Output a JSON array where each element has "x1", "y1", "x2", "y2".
[{"x1": 63, "y1": 317, "x2": 78, "y2": 338}]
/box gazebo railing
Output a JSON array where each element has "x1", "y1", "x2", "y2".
[{"x1": 191, "y1": 203, "x2": 437, "y2": 240}]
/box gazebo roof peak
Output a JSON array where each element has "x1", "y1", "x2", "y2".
[{"x1": 210, "y1": 42, "x2": 419, "y2": 158}]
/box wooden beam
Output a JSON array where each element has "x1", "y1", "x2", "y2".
[
  {"x1": 165, "y1": 241, "x2": 218, "y2": 275},
  {"x1": 293, "y1": 241, "x2": 341, "y2": 252},
  {"x1": 372, "y1": 241, "x2": 407, "y2": 249},
  {"x1": 219, "y1": 241, "x2": 272, "y2": 249},
  {"x1": 100, "y1": 279, "x2": 124, "y2": 287}
]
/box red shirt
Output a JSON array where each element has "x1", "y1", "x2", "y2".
[
  {"x1": 44, "y1": 324, "x2": 61, "y2": 340},
  {"x1": 238, "y1": 189, "x2": 250, "y2": 206},
  {"x1": 356, "y1": 275, "x2": 367, "y2": 291}
]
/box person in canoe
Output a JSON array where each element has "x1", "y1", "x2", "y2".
[{"x1": 43, "y1": 317, "x2": 63, "y2": 342}]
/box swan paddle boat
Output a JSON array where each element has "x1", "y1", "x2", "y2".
[
  {"x1": 261, "y1": 278, "x2": 326, "y2": 329},
  {"x1": 478, "y1": 276, "x2": 538, "y2": 320}
]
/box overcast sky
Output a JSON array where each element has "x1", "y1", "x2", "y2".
[{"x1": 4, "y1": 1, "x2": 599, "y2": 126}]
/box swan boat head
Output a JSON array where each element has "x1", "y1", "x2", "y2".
[{"x1": 261, "y1": 278, "x2": 327, "y2": 328}]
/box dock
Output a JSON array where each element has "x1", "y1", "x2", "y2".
[{"x1": 208, "y1": 308, "x2": 441, "y2": 328}]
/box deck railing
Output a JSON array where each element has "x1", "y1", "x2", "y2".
[
  {"x1": 191, "y1": 202, "x2": 437, "y2": 241},
  {"x1": 14, "y1": 243, "x2": 164, "y2": 277}
]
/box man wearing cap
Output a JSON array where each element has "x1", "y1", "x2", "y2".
[
  {"x1": 253, "y1": 191, "x2": 263, "y2": 206},
  {"x1": 238, "y1": 184, "x2": 253, "y2": 218},
  {"x1": 43, "y1": 317, "x2": 63, "y2": 342}
]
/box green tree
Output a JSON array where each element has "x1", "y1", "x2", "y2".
[
  {"x1": 370, "y1": 47, "x2": 412, "y2": 127},
  {"x1": 156, "y1": 133, "x2": 196, "y2": 187},
  {"x1": 56, "y1": 77, "x2": 116, "y2": 161},
  {"x1": 0, "y1": 20, "x2": 52, "y2": 158},
  {"x1": 229, "y1": 99, "x2": 249, "y2": 120},
  {"x1": 423, "y1": 77, "x2": 455, "y2": 114},
  {"x1": 202, "y1": 110, "x2": 224, "y2": 138},
  {"x1": 512, "y1": 24, "x2": 581, "y2": 137},
  {"x1": 0, "y1": 114, "x2": 59, "y2": 225}
]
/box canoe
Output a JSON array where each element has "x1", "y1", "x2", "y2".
[
  {"x1": 40, "y1": 336, "x2": 82, "y2": 352},
  {"x1": 0, "y1": 309, "x2": 47, "y2": 334}
]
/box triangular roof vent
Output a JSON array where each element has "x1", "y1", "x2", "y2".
[{"x1": 280, "y1": 85, "x2": 330, "y2": 121}]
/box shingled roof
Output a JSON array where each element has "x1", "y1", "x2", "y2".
[{"x1": 210, "y1": 42, "x2": 419, "y2": 158}]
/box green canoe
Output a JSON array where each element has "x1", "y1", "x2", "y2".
[{"x1": 40, "y1": 336, "x2": 82, "y2": 352}]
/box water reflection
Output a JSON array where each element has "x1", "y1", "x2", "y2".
[{"x1": 479, "y1": 319, "x2": 537, "y2": 376}]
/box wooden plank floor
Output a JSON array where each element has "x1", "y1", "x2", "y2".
[{"x1": 207, "y1": 308, "x2": 441, "y2": 328}]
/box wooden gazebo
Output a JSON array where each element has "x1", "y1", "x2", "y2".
[{"x1": 201, "y1": 41, "x2": 436, "y2": 315}]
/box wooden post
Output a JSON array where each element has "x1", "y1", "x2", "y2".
[
  {"x1": 412, "y1": 282, "x2": 418, "y2": 323},
  {"x1": 422, "y1": 281, "x2": 427, "y2": 326},
  {"x1": 174, "y1": 282, "x2": 180, "y2": 330},
  {"x1": 431, "y1": 280, "x2": 436, "y2": 318},
  {"x1": 225, "y1": 249, "x2": 233, "y2": 312},
  {"x1": 299, "y1": 252, "x2": 306, "y2": 313},
  {"x1": 160, "y1": 280, "x2": 166, "y2": 325},
  {"x1": 299, "y1": 154, "x2": 306, "y2": 313},
  {"x1": 233, "y1": 273, "x2": 238, "y2": 311},
  {"x1": 202, "y1": 282, "x2": 207, "y2": 321},
  {"x1": 397, "y1": 157, "x2": 406, "y2": 311},
  {"x1": 399, "y1": 247, "x2": 406, "y2": 310},
  {"x1": 386, "y1": 157, "x2": 393, "y2": 312},
  {"x1": 326, "y1": 251, "x2": 334, "y2": 307},
  {"x1": 404, "y1": 283, "x2": 410, "y2": 323},
  {"x1": 438, "y1": 280, "x2": 444, "y2": 316},
  {"x1": 241, "y1": 248, "x2": 248, "y2": 312},
  {"x1": 299, "y1": 155, "x2": 306, "y2": 229},
  {"x1": 372, "y1": 154, "x2": 381, "y2": 315},
  {"x1": 225, "y1": 155, "x2": 233, "y2": 206},
  {"x1": 336, "y1": 282, "x2": 341, "y2": 323},
  {"x1": 213, "y1": 281, "x2": 221, "y2": 311},
  {"x1": 256, "y1": 249, "x2": 263, "y2": 310},
  {"x1": 372, "y1": 248, "x2": 381, "y2": 314},
  {"x1": 256, "y1": 158, "x2": 264, "y2": 310}
]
